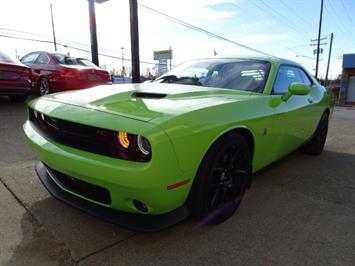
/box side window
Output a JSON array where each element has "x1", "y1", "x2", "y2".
[
  {"x1": 273, "y1": 65, "x2": 304, "y2": 94},
  {"x1": 298, "y1": 69, "x2": 312, "y2": 86},
  {"x1": 34, "y1": 53, "x2": 50, "y2": 65},
  {"x1": 21, "y1": 53, "x2": 39, "y2": 64}
]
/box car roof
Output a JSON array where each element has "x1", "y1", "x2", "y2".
[{"x1": 190, "y1": 56, "x2": 305, "y2": 68}]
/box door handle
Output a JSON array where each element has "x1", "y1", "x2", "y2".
[{"x1": 307, "y1": 98, "x2": 313, "y2": 104}]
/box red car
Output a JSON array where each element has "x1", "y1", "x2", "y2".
[
  {"x1": 20, "y1": 51, "x2": 112, "y2": 95},
  {"x1": 0, "y1": 51, "x2": 31, "y2": 101}
]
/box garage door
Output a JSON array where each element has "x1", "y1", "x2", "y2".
[{"x1": 347, "y1": 76, "x2": 355, "y2": 102}]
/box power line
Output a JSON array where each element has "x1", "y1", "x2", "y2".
[
  {"x1": 0, "y1": 33, "x2": 161, "y2": 66},
  {"x1": 326, "y1": 0, "x2": 351, "y2": 32},
  {"x1": 137, "y1": 2, "x2": 274, "y2": 57},
  {"x1": 0, "y1": 26, "x2": 157, "y2": 63},
  {"x1": 229, "y1": 2, "x2": 314, "y2": 58},
  {"x1": 340, "y1": 0, "x2": 355, "y2": 30},
  {"x1": 279, "y1": 0, "x2": 318, "y2": 32},
  {"x1": 248, "y1": 0, "x2": 314, "y2": 40},
  {"x1": 323, "y1": 3, "x2": 354, "y2": 45}
]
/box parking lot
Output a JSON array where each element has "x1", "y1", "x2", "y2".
[{"x1": 1, "y1": 96, "x2": 355, "y2": 266}]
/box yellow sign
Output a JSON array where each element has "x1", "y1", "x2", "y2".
[{"x1": 154, "y1": 50, "x2": 172, "y2": 60}]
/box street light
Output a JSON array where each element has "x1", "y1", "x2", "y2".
[
  {"x1": 121, "y1": 47, "x2": 125, "y2": 83},
  {"x1": 87, "y1": 0, "x2": 109, "y2": 66}
]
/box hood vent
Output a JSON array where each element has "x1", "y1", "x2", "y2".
[{"x1": 132, "y1": 92, "x2": 167, "y2": 99}]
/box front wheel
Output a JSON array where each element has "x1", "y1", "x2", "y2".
[
  {"x1": 190, "y1": 133, "x2": 251, "y2": 224},
  {"x1": 302, "y1": 112, "x2": 329, "y2": 155}
]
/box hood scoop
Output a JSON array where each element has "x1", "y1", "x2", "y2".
[{"x1": 131, "y1": 92, "x2": 167, "y2": 99}]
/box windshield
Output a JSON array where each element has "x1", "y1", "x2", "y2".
[
  {"x1": 53, "y1": 54, "x2": 98, "y2": 68},
  {"x1": 0, "y1": 51, "x2": 17, "y2": 64},
  {"x1": 154, "y1": 59, "x2": 271, "y2": 93}
]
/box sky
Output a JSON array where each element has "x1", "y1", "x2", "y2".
[{"x1": 1, "y1": 0, "x2": 354, "y2": 79}]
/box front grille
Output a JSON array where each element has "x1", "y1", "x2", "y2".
[
  {"x1": 29, "y1": 108, "x2": 117, "y2": 157},
  {"x1": 28, "y1": 108, "x2": 149, "y2": 162},
  {"x1": 46, "y1": 164, "x2": 111, "y2": 205}
]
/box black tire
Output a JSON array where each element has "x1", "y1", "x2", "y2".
[
  {"x1": 190, "y1": 133, "x2": 251, "y2": 224},
  {"x1": 39, "y1": 78, "x2": 50, "y2": 95},
  {"x1": 302, "y1": 112, "x2": 329, "y2": 155},
  {"x1": 9, "y1": 95, "x2": 28, "y2": 102}
]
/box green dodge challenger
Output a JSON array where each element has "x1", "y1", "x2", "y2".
[{"x1": 23, "y1": 57, "x2": 334, "y2": 231}]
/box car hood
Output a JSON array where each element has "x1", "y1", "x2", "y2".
[{"x1": 40, "y1": 83, "x2": 253, "y2": 122}]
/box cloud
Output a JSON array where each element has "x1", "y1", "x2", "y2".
[
  {"x1": 239, "y1": 20, "x2": 276, "y2": 30},
  {"x1": 235, "y1": 33, "x2": 291, "y2": 45},
  {"x1": 139, "y1": 0, "x2": 237, "y2": 24}
]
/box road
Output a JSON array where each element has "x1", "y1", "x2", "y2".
[{"x1": 1, "y1": 96, "x2": 355, "y2": 266}]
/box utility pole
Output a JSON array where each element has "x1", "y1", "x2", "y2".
[
  {"x1": 315, "y1": 0, "x2": 323, "y2": 79},
  {"x1": 121, "y1": 47, "x2": 125, "y2": 83},
  {"x1": 169, "y1": 46, "x2": 172, "y2": 70},
  {"x1": 129, "y1": 0, "x2": 140, "y2": 83},
  {"x1": 325, "y1": 32, "x2": 334, "y2": 86},
  {"x1": 88, "y1": 0, "x2": 99, "y2": 66},
  {"x1": 50, "y1": 3, "x2": 57, "y2": 51}
]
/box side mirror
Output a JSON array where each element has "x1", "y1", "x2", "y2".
[{"x1": 282, "y1": 82, "x2": 310, "y2": 101}]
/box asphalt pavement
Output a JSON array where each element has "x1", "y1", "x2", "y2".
[{"x1": 1, "y1": 96, "x2": 355, "y2": 266}]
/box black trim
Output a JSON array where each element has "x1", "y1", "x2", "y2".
[
  {"x1": 35, "y1": 161, "x2": 190, "y2": 232},
  {"x1": 28, "y1": 109, "x2": 151, "y2": 162},
  {"x1": 46, "y1": 165, "x2": 111, "y2": 205}
]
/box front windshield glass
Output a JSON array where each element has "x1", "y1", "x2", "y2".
[{"x1": 154, "y1": 59, "x2": 271, "y2": 93}]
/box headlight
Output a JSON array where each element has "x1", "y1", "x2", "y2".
[
  {"x1": 116, "y1": 131, "x2": 152, "y2": 161},
  {"x1": 137, "y1": 135, "x2": 151, "y2": 155},
  {"x1": 117, "y1": 131, "x2": 130, "y2": 149}
]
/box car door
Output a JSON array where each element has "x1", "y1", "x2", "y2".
[
  {"x1": 20, "y1": 52, "x2": 39, "y2": 92},
  {"x1": 32, "y1": 53, "x2": 52, "y2": 78},
  {"x1": 270, "y1": 65, "x2": 316, "y2": 157}
]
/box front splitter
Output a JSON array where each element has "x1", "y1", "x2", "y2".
[{"x1": 35, "y1": 161, "x2": 190, "y2": 232}]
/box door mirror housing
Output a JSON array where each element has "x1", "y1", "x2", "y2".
[{"x1": 282, "y1": 83, "x2": 310, "y2": 101}]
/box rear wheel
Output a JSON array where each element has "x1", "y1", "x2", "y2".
[
  {"x1": 190, "y1": 133, "x2": 251, "y2": 224},
  {"x1": 302, "y1": 112, "x2": 329, "y2": 155},
  {"x1": 39, "y1": 78, "x2": 50, "y2": 95}
]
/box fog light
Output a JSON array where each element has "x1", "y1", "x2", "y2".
[{"x1": 133, "y1": 200, "x2": 148, "y2": 213}]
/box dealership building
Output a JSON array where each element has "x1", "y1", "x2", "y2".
[{"x1": 341, "y1": 54, "x2": 355, "y2": 105}]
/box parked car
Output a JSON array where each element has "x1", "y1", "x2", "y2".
[
  {"x1": 20, "y1": 51, "x2": 111, "y2": 95},
  {"x1": 0, "y1": 51, "x2": 31, "y2": 101},
  {"x1": 23, "y1": 57, "x2": 334, "y2": 231}
]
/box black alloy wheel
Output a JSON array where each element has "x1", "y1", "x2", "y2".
[
  {"x1": 39, "y1": 78, "x2": 50, "y2": 95},
  {"x1": 190, "y1": 133, "x2": 251, "y2": 224},
  {"x1": 302, "y1": 112, "x2": 329, "y2": 155}
]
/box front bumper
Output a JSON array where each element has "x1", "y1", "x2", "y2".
[
  {"x1": 23, "y1": 111, "x2": 193, "y2": 221},
  {"x1": 35, "y1": 161, "x2": 189, "y2": 231}
]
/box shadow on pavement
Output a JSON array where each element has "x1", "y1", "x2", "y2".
[{"x1": 7, "y1": 149, "x2": 355, "y2": 265}]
